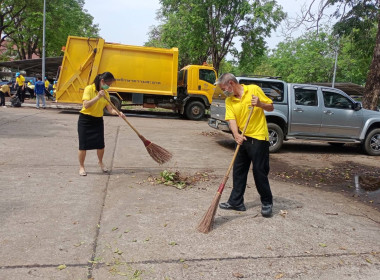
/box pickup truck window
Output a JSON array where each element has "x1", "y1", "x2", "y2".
[
  {"x1": 199, "y1": 69, "x2": 216, "y2": 84},
  {"x1": 323, "y1": 90, "x2": 353, "y2": 109},
  {"x1": 239, "y1": 79, "x2": 284, "y2": 102},
  {"x1": 294, "y1": 87, "x2": 318, "y2": 106}
]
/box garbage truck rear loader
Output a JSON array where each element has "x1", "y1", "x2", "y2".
[{"x1": 55, "y1": 36, "x2": 217, "y2": 120}]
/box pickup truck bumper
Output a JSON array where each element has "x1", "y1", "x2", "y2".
[{"x1": 208, "y1": 118, "x2": 231, "y2": 133}]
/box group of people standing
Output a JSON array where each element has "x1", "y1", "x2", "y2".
[{"x1": 0, "y1": 72, "x2": 56, "y2": 108}]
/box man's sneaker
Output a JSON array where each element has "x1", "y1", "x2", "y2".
[
  {"x1": 219, "y1": 202, "x2": 246, "y2": 211},
  {"x1": 261, "y1": 204, "x2": 273, "y2": 217}
]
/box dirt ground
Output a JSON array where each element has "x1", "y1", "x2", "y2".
[{"x1": 208, "y1": 131, "x2": 380, "y2": 212}]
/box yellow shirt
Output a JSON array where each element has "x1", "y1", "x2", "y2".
[
  {"x1": 80, "y1": 84, "x2": 110, "y2": 117},
  {"x1": 225, "y1": 84, "x2": 273, "y2": 140},
  {"x1": 45, "y1": 80, "x2": 50, "y2": 88},
  {"x1": 1, "y1": 84, "x2": 10, "y2": 94},
  {"x1": 16, "y1": 75, "x2": 25, "y2": 86}
]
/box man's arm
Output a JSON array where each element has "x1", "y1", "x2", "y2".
[
  {"x1": 252, "y1": 95, "x2": 274, "y2": 112},
  {"x1": 228, "y1": 119, "x2": 246, "y2": 145}
]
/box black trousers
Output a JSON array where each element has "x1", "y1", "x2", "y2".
[
  {"x1": 16, "y1": 86, "x2": 25, "y2": 103},
  {"x1": 0, "y1": 91, "x2": 4, "y2": 106},
  {"x1": 227, "y1": 137, "x2": 273, "y2": 206}
]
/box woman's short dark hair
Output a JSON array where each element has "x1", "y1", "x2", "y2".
[{"x1": 93, "y1": 72, "x2": 115, "y2": 91}]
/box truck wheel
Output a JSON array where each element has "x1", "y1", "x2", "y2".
[
  {"x1": 268, "y1": 123, "x2": 283, "y2": 153},
  {"x1": 363, "y1": 128, "x2": 380, "y2": 156},
  {"x1": 104, "y1": 95, "x2": 121, "y2": 115},
  {"x1": 110, "y1": 95, "x2": 121, "y2": 111},
  {"x1": 185, "y1": 101, "x2": 205, "y2": 120}
]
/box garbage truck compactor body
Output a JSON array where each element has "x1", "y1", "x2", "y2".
[{"x1": 55, "y1": 36, "x2": 217, "y2": 120}]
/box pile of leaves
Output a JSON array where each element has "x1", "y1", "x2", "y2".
[{"x1": 150, "y1": 170, "x2": 215, "y2": 190}]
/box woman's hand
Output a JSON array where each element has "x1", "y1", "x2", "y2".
[
  {"x1": 97, "y1": 90, "x2": 106, "y2": 99},
  {"x1": 117, "y1": 111, "x2": 126, "y2": 120}
]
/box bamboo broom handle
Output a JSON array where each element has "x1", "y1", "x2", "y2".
[{"x1": 103, "y1": 95, "x2": 142, "y2": 137}]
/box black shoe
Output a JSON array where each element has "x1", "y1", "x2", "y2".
[
  {"x1": 261, "y1": 204, "x2": 273, "y2": 217},
  {"x1": 219, "y1": 202, "x2": 246, "y2": 211}
]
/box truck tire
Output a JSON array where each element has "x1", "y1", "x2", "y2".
[
  {"x1": 104, "y1": 95, "x2": 122, "y2": 115},
  {"x1": 363, "y1": 128, "x2": 380, "y2": 156},
  {"x1": 185, "y1": 101, "x2": 205, "y2": 120},
  {"x1": 268, "y1": 123, "x2": 283, "y2": 153},
  {"x1": 110, "y1": 95, "x2": 122, "y2": 111}
]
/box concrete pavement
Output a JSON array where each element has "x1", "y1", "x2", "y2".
[{"x1": 0, "y1": 105, "x2": 379, "y2": 280}]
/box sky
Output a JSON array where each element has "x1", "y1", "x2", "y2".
[{"x1": 83, "y1": 0, "x2": 324, "y2": 50}]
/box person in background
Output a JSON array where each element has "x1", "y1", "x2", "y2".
[
  {"x1": 52, "y1": 81, "x2": 57, "y2": 98},
  {"x1": 15, "y1": 72, "x2": 26, "y2": 103},
  {"x1": 34, "y1": 76, "x2": 46, "y2": 109},
  {"x1": 44, "y1": 77, "x2": 50, "y2": 91},
  {"x1": 77, "y1": 71, "x2": 126, "y2": 176},
  {"x1": 27, "y1": 80, "x2": 35, "y2": 99},
  {"x1": 216, "y1": 73, "x2": 275, "y2": 218},
  {"x1": 0, "y1": 82, "x2": 11, "y2": 107}
]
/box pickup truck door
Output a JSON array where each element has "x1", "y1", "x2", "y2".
[
  {"x1": 320, "y1": 89, "x2": 363, "y2": 138},
  {"x1": 289, "y1": 85, "x2": 322, "y2": 135}
]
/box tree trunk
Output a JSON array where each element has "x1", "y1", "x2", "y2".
[{"x1": 362, "y1": 14, "x2": 380, "y2": 110}]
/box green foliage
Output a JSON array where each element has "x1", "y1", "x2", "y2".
[
  {"x1": 146, "y1": 0, "x2": 285, "y2": 72},
  {"x1": 265, "y1": 26, "x2": 374, "y2": 85},
  {"x1": 301, "y1": 0, "x2": 380, "y2": 109},
  {"x1": 269, "y1": 29, "x2": 337, "y2": 83},
  {"x1": 0, "y1": 0, "x2": 27, "y2": 45},
  {"x1": 158, "y1": 170, "x2": 187, "y2": 189},
  {"x1": 2, "y1": 0, "x2": 99, "y2": 59}
]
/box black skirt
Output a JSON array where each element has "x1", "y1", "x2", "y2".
[{"x1": 78, "y1": 113, "x2": 105, "y2": 150}]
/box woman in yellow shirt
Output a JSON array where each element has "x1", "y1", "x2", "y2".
[{"x1": 78, "y1": 72, "x2": 125, "y2": 176}]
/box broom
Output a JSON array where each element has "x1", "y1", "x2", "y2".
[
  {"x1": 197, "y1": 106, "x2": 254, "y2": 233},
  {"x1": 104, "y1": 95, "x2": 172, "y2": 164}
]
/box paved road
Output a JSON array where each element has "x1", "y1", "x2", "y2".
[{"x1": 0, "y1": 105, "x2": 379, "y2": 280}]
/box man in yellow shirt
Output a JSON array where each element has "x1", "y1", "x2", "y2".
[
  {"x1": 15, "y1": 72, "x2": 26, "y2": 103},
  {"x1": 0, "y1": 82, "x2": 11, "y2": 107},
  {"x1": 217, "y1": 73, "x2": 274, "y2": 217}
]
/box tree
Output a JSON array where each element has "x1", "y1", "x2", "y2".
[
  {"x1": 267, "y1": 28, "x2": 374, "y2": 85},
  {"x1": 269, "y1": 29, "x2": 337, "y2": 83},
  {"x1": 147, "y1": 0, "x2": 285, "y2": 73},
  {"x1": 3, "y1": 0, "x2": 99, "y2": 59},
  {"x1": 293, "y1": 0, "x2": 380, "y2": 110},
  {"x1": 0, "y1": 0, "x2": 26, "y2": 45}
]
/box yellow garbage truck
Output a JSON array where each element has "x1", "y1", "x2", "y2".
[{"x1": 55, "y1": 36, "x2": 217, "y2": 120}]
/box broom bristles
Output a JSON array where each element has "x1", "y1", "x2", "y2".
[
  {"x1": 197, "y1": 192, "x2": 222, "y2": 234},
  {"x1": 138, "y1": 135, "x2": 172, "y2": 164},
  {"x1": 146, "y1": 142, "x2": 173, "y2": 164}
]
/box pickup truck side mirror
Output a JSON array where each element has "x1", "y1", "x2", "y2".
[{"x1": 353, "y1": 102, "x2": 362, "y2": 111}]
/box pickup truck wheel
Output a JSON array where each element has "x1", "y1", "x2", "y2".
[
  {"x1": 185, "y1": 101, "x2": 205, "y2": 120},
  {"x1": 268, "y1": 123, "x2": 283, "y2": 153},
  {"x1": 363, "y1": 128, "x2": 380, "y2": 156}
]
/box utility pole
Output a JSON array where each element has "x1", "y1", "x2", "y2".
[
  {"x1": 42, "y1": 0, "x2": 46, "y2": 83},
  {"x1": 332, "y1": 39, "x2": 339, "y2": 88}
]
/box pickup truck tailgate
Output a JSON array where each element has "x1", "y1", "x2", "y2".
[{"x1": 208, "y1": 100, "x2": 230, "y2": 132}]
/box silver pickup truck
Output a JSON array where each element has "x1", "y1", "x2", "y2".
[{"x1": 208, "y1": 77, "x2": 380, "y2": 156}]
